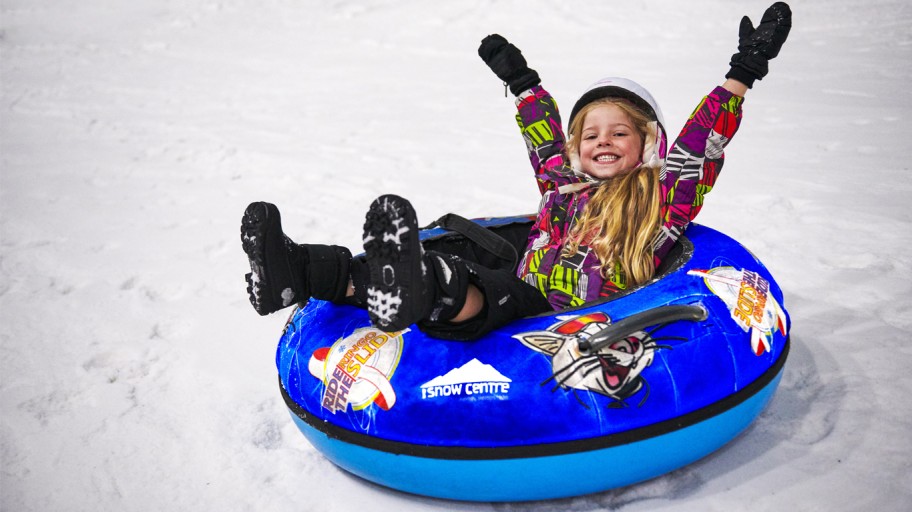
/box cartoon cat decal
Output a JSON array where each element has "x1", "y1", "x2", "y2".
[{"x1": 513, "y1": 312, "x2": 675, "y2": 406}]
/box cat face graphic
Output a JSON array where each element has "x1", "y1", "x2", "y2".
[{"x1": 514, "y1": 312, "x2": 658, "y2": 402}]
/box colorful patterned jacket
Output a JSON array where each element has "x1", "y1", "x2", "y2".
[{"x1": 514, "y1": 85, "x2": 743, "y2": 310}]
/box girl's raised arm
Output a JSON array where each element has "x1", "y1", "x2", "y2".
[{"x1": 478, "y1": 35, "x2": 571, "y2": 193}]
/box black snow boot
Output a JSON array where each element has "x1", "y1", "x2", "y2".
[
  {"x1": 361, "y1": 195, "x2": 471, "y2": 331},
  {"x1": 362, "y1": 195, "x2": 433, "y2": 331},
  {"x1": 241, "y1": 202, "x2": 352, "y2": 315}
]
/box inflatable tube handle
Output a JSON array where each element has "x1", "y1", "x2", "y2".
[{"x1": 578, "y1": 304, "x2": 708, "y2": 354}]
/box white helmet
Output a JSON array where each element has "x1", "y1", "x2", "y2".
[{"x1": 567, "y1": 77, "x2": 668, "y2": 170}]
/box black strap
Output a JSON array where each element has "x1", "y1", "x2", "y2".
[{"x1": 424, "y1": 213, "x2": 519, "y2": 270}]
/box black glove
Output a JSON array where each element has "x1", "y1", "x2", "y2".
[
  {"x1": 478, "y1": 34, "x2": 541, "y2": 96},
  {"x1": 726, "y1": 2, "x2": 792, "y2": 88}
]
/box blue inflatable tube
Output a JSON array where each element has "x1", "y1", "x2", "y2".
[{"x1": 275, "y1": 219, "x2": 790, "y2": 502}]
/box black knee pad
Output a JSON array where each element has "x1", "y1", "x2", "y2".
[{"x1": 425, "y1": 251, "x2": 471, "y2": 322}]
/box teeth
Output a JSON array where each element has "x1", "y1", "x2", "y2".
[{"x1": 596, "y1": 155, "x2": 619, "y2": 162}]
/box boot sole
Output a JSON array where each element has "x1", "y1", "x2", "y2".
[{"x1": 362, "y1": 195, "x2": 425, "y2": 331}]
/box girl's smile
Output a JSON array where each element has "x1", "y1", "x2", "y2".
[{"x1": 578, "y1": 104, "x2": 644, "y2": 179}]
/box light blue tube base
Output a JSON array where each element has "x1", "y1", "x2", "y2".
[{"x1": 288, "y1": 369, "x2": 783, "y2": 502}]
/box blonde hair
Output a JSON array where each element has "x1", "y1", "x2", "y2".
[{"x1": 563, "y1": 98, "x2": 662, "y2": 288}]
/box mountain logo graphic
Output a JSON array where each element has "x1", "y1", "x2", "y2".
[{"x1": 419, "y1": 358, "x2": 512, "y2": 400}]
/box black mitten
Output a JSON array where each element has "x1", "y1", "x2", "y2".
[
  {"x1": 478, "y1": 34, "x2": 541, "y2": 95},
  {"x1": 726, "y1": 2, "x2": 792, "y2": 88}
]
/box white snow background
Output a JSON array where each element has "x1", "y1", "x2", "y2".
[{"x1": 2, "y1": 0, "x2": 911, "y2": 510}]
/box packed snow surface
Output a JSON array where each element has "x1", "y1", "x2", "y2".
[{"x1": 2, "y1": 0, "x2": 911, "y2": 510}]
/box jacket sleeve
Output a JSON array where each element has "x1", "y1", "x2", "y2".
[
  {"x1": 514, "y1": 86, "x2": 580, "y2": 195},
  {"x1": 654, "y1": 86, "x2": 744, "y2": 262}
]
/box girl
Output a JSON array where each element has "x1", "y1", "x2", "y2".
[{"x1": 241, "y1": 3, "x2": 791, "y2": 340}]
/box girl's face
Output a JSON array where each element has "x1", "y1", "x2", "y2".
[{"x1": 577, "y1": 104, "x2": 644, "y2": 180}]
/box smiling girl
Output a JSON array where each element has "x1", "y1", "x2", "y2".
[
  {"x1": 490, "y1": 2, "x2": 790, "y2": 311},
  {"x1": 241, "y1": 3, "x2": 791, "y2": 340}
]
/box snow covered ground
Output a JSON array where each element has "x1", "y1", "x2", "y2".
[{"x1": 2, "y1": 0, "x2": 911, "y2": 510}]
